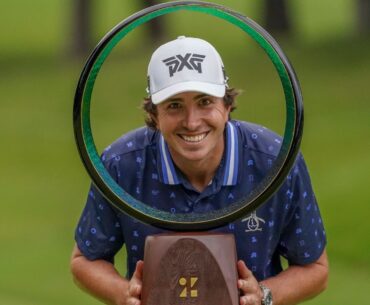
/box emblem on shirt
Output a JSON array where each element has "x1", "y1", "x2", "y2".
[
  {"x1": 163, "y1": 53, "x2": 206, "y2": 77},
  {"x1": 242, "y1": 211, "x2": 265, "y2": 232}
]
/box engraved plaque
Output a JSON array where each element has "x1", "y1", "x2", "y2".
[{"x1": 141, "y1": 233, "x2": 238, "y2": 305}]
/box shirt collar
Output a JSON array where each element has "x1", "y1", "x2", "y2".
[
  {"x1": 222, "y1": 121, "x2": 239, "y2": 186},
  {"x1": 157, "y1": 121, "x2": 239, "y2": 186},
  {"x1": 158, "y1": 134, "x2": 180, "y2": 185}
]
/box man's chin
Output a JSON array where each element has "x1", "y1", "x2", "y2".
[{"x1": 174, "y1": 148, "x2": 208, "y2": 163}]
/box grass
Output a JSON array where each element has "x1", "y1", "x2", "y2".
[{"x1": 0, "y1": 1, "x2": 369, "y2": 304}]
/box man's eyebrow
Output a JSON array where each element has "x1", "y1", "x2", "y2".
[
  {"x1": 164, "y1": 93, "x2": 209, "y2": 103},
  {"x1": 193, "y1": 94, "x2": 208, "y2": 100},
  {"x1": 165, "y1": 97, "x2": 183, "y2": 103}
]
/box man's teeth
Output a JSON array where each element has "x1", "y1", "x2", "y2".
[{"x1": 182, "y1": 133, "x2": 207, "y2": 142}]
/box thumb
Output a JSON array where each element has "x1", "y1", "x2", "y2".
[
  {"x1": 237, "y1": 260, "x2": 252, "y2": 280},
  {"x1": 133, "y1": 260, "x2": 144, "y2": 280},
  {"x1": 129, "y1": 261, "x2": 144, "y2": 297}
]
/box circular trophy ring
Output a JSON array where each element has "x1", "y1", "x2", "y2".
[{"x1": 73, "y1": 0, "x2": 303, "y2": 230}]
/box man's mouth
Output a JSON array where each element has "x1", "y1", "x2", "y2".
[{"x1": 179, "y1": 132, "x2": 208, "y2": 143}]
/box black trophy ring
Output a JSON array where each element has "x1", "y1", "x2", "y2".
[{"x1": 73, "y1": 1, "x2": 304, "y2": 230}]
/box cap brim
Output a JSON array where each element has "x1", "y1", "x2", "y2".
[{"x1": 151, "y1": 81, "x2": 226, "y2": 105}]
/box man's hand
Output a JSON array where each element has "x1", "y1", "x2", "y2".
[
  {"x1": 122, "y1": 261, "x2": 144, "y2": 305},
  {"x1": 70, "y1": 244, "x2": 145, "y2": 305},
  {"x1": 237, "y1": 260, "x2": 263, "y2": 305}
]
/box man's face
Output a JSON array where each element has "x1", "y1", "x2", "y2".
[{"x1": 154, "y1": 91, "x2": 231, "y2": 165}]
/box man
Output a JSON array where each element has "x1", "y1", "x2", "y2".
[{"x1": 71, "y1": 36, "x2": 328, "y2": 305}]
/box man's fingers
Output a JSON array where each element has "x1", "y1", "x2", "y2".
[
  {"x1": 240, "y1": 294, "x2": 260, "y2": 305},
  {"x1": 238, "y1": 279, "x2": 258, "y2": 294},
  {"x1": 237, "y1": 260, "x2": 253, "y2": 279},
  {"x1": 237, "y1": 259, "x2": 263, "y2": 305},
  {"x1": 128, "y1": 283, "x2": 141, "y2": 296},
  {"x1": 126, "y1": 296, "x2": 141, "y2": 305}
]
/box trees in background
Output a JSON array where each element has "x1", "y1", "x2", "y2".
[
  {"x1": 70, "y1": 0, "x2": 165, "y2": 59},
  {"x1": 70, "y1": 0, "x2": 93, "y2": 58},
  {"x1": 140, "y1": 0, "x2": 166, "y2": 43},
  {"x1": 357, "y1": 0, "x2": 370, "y2": 34},
  {"x1": 263, "y1": 0, "x2": 292, "y2": 36},
  {"x1": 69, "y1": 0, "x2": 370, "y2": 58},
  {"x1": 263, "y1": 0, "x2": 370, "y2": 37}
]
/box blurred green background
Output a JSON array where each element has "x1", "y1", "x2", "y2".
[{"x1": 1, "y1": 1, "x2": 369, "y2": 304}]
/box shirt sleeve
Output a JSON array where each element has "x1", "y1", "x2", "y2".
[
  {"x1": 278, "y1": 154, "x2": 327, "y2": 265},
  {"x1": 75, "y1": 183, "x2": 124, "y2": 262}
]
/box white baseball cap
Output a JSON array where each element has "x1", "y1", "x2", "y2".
[{"x1": 147, "y1": 36, "x2": 228, "y2": 104}]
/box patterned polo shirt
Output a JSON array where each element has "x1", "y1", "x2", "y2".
[{"x1": 75, "y1": 120, "x2": 326, "y2": 280}]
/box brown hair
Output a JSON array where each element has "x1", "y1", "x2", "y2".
[{"x1": 142, "y1": 87, "x2": 240, "y2": 129}]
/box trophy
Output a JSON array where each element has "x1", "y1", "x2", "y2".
[
  {"x1": 141, "y1": 233, "x2": 239, "y2": 305},
  {"x1": 73, "y1": 1, "x2": 304, "y2": 305}
]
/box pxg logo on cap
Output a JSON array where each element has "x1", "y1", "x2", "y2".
[
  {"x1": 147, "y1": 36, "x2": 228, "y2": 104},
  {"x1": 163, "y1": 53, "x2": 206, "y2": 77}
]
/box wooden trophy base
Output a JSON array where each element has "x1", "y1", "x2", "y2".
[{"x1": 141, "y1": 233, "x2": 239, "y2": 305}]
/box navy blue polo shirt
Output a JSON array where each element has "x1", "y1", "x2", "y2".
[{"x1": 75, "y1": 120, "x2": 326, "y2": 280}]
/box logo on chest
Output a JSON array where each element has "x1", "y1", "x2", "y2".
[{"x1": 242, "y1": 211, "x2": 265, "y2": 232}]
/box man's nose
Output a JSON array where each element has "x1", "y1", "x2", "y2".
[{"x1": 182, "y1": 106, "x2": 201, "y2": 130}]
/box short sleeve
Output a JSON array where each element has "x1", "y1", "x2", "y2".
[
  {"x1": 278, "y1": 154, "x2": 327, "y2": 265},
  {"x1": 75, "y1": 183, "x2": 124, "y2": 262}
]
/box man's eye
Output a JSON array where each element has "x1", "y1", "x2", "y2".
[
  {"x1": 199, "y1": 98, "x2": 212, "y2": 106},
  {"x1": 168, "y1": 103, "x2": 181, "y2": 109}
]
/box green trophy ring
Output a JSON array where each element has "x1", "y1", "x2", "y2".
[{"x1": 73, "y1": 0, "x2": 304, "y2": 231}]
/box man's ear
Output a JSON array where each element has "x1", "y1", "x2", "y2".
[
  {"x1": 226, "y1": 104, "x2": 232, "y2": 113},
  {"x1": 225, "y1": 104, "x2": 232, "y2": 121}
]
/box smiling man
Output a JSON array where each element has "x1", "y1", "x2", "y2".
[
  {"x1": 71, "y1": 36, "x2": 328, "y2": 305},
  {"x1": 153, "y1": 91, "x2": 230, "y2": 191}
]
